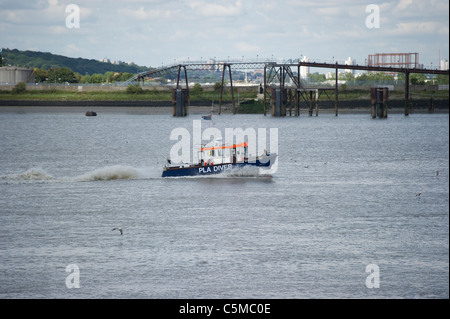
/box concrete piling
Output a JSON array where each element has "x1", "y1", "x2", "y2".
[
  {"x1": 173, "y1": 89, "x2": 188, "y2": 117},
  {"x1": 371, "y1": 87, "x2": 388, "y2": 119},
  {"x1": 271, "y1": 88, "x2": 286, "y2": 117}
]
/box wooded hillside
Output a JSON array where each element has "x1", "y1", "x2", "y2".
[{"x1": 1, "y1": 48, "x2": 149, "y2": 75}]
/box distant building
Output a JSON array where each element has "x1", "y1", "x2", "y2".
[
  {"x1": 100, "y1": 58, "x2": 126, "y2": 65},
  {"x1": 440, "y1": 59, "x2": 449, "y2": 70},
  {"x1": 344, "y1": 57, "x2": 356, "y2": 74},
  {"x1": 300, "y1": 56, "x2": 309, "y2": 78}
]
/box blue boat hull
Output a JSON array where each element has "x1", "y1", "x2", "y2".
[{"x1": 162, "y1": 159, "x2": 272, "y2": 177}]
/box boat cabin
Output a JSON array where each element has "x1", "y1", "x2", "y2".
[{"x1": 199, "y1": 142, "x2": 248, "y2": 165}]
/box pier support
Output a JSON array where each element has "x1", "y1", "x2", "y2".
[
  {"x1": 271, "y1": 88, "x2": 287, "y2": 116},
  {"x1": 296, "y1": 65, "x2": 301, "y2": 116},
  {"x1": 219, "y1": 64, "x2": 236, "y2": 114},
  {"x1": 428, "y1": 96, "x2": 434, "y2": 113},
  {"x1": 264, "y1": 63, "x2": 299, "y2": 117},
  {"x1": 335, "y1": 63, "x2": 338, "y2": 116},
  {"x1": 404, "y1": 72, "x2": 410, "y2": 116},
  {"x1": 305, "y1": 89, "x2": 319, "y2": 116},
  {"x1": 371, "y1": 87, "x2": 388, "y2": 119},
  {"x1": 298, "y1": 88, "x2": 334, "y2": 117},
  {"x1": 263, "y1": 66, "x2": 267, "y2": 116},
  {"x1": 308, "y1": 90, "x2": 313, "y2": 116},
  {"x1": 286, "y1": 89, "x2": 297, "y2": 116},
  {"x1": 315, "y1": 89, "x2": 319, "y2": 116},
  {"x1": 173, "y1": 89, "x2": 188, "y2": 117},
  {"x1": 173, "y1": 65, "x2": 189, "y2": 117}
]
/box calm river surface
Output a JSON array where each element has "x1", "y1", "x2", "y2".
[{"x1": 0, "y1": 108, "x2": 448, "y2": 298}]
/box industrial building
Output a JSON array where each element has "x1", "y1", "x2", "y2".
[
  {"x1": 368, "y1": 53, "x2": 420, "y2": 69},
  {"x1": 0, "y1": 66, "x2": 35, "y2": 85}
]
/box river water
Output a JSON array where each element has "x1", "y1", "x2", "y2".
[{"x1": 0, "y1": 108, "x2": 448, "y2": 299}]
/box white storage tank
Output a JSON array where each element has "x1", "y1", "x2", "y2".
[{"x1": 0, "y1": 66, "x2": 35, "y2": 85}]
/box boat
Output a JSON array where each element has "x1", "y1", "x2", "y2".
[
  {"x1": 85, "y1": 111, "x2": 97, "y2": 116},
  {"x1": 162, "y1": 141, "x2": 277, "y2": 177}
]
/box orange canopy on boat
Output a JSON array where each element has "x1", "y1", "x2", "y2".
[{"x1": 201, "y1": 142, "x2": 248, "y2": 151}]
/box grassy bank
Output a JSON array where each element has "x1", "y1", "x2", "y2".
[
  {"x1": 0, "y1": 86, "x2": 257, "y2": 102},
  {"x1": 1, "y1": 85, "x2": 448, "y2": 101}
]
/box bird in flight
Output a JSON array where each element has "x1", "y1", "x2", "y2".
[{"x1": 112, "y1": 227, "x2": 123, "y2": 235}]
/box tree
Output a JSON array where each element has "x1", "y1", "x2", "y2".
[
  {"x1": 410, "y1": 73, "x2": 426, "y2": 85},
  {"x1": 435, "y1": 74, "x2": 449, "y2": 85},
  {"x1": 12, "y1": 82, "x2": 26, "y2": 94},
  {"x1": 119, "y1": 73, "x2": 134, "y2": 82},
  {"x1": 104, "y1": 71, "x2": 115, "y2": 83},
  {"x1": 34, "y1": 68, "x2": 49, "y2": 82},
  {"x1": 90, "y1": 73, "x2": 104, "y2": 83},
  {"x1": 48, "y1": 67, "x2": 76, "y2": 83},
  {"x1": 126, "y1": 84, "x2": 143, "y2": 94},
  {"x1": 355, "y1": 72, "x2": 395, "y2": 84},
  {"x1": 342, "y1": 72, "x2": 355, "y2": 83},
  {"x1": 192, "y1": 83, "x2": 203, "y2": 95},
  {"x1": 1, "y1": 48, "x2": 149, "y2": 75},
  {"x1": 73, "y1": 72, "x2": 83, "y2": 83},
  {"x1": 309, "y1": 72, "x2": 326, "y2": 83},
  {"x1": 213, "y1": 82, "x2": 222, "y2": 92},
  {"x1": 82, "y1": 74, "x2": 92, "y2": 83}
]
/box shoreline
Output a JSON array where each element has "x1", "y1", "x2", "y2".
[
  {"x1": 0, "y1": 99, "x2": 448, "y2": 115},
  {"x1": 1, "y1": 105, "x2": 448, "y2": 115}
]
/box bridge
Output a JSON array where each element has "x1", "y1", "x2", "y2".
[{"x1": 125, "y1": 59, "x2": 449, "y2": 116}]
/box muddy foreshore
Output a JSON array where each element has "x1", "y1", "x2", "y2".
[{"x1": 0, "y1": 98, "x2": 448, "y2": 114}]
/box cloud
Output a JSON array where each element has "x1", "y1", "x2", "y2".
[
  {"x1": 0, "y1": 0, "x2": 95, "y2": 26},
  {"x1": 386, "y1": 0, "x2": 448, "y2": 20},
  {"x1": 233, "y1": 41, "x2": 261, "y2": 53},
  {"x1": 396, "y1": 0, "x2": 414, "y2": 11},
  {"x1": 312, "y1": 6, "x2": 342, "y2": 16},
  {"x1": 168, "y1": 29, "x2": 190, "y2": 41},
  {"x1": 391, "y1": 22, "x2": 449, "y2": 36},
  {"x1": 64, "y1": 43, "x2": 81, "y2": 54},
  {"x1": 122, "y1": 6, "x2": 173, "y2": 20},
  {"x1": 188, "y1": 0, "x2": 243, "y2": 17}
]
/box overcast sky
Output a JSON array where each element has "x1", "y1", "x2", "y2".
[{"x1": 0, "y1": 0, "x2": 448, "y2": 69}]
